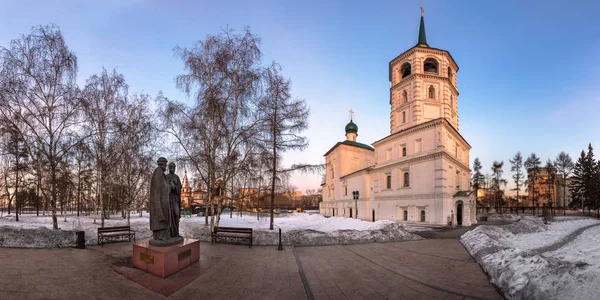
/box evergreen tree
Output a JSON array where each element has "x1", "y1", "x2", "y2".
[
  {"x1": 569, "y1": 144, "x2": 600, "y2": 213},
  {"x1": 524, "y1": 153, "x2": 541, "y2": 206},
  {"x1": 509, "y1": 151, "x2": 524, "y2": 206},
  {"x1": 544, "y1": 159, "x2": 557, "y2": 208},
  {"x1": 471, "y1": 158, "x2": 484, "y2": 204},
  {"x1": 490, "y1": 161, "x2": 507, "y2": 211},
  {"x1": 570, "y1": 151, "x2": 586, "y2": 210},
  {"x1": 585, "y1": 144, "x2": 600, "y2": 212},
  {"x1": 554, "y1": 151, "x2": 574, "y2": 207}
]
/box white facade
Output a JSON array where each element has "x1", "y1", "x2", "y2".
[{"x1": 320, "y1": 14, "x2": 476, "y2": 226}]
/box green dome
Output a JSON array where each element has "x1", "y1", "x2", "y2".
[{"x1": 345, "y1": 120, "x2": 358, "y2": 134}]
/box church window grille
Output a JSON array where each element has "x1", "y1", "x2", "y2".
[
  {"x1": 403, "y1": 90, "x2": 408, "y2": 103},
  {"x1": 420, "y1": 210, "x2": 426, "y2": 222},
  {"x1": 402, "y1": 111, "x2": 406, "y2": 123},
  {"x1": 404, "y1": 172, "x2": 410, "y2": 187},
  {"x1": 456, "y1": 170, "x2": 461, "y2": 190},
  {"x1": 403, "y1": 210, "x2": 408, "y2": 221},
  {"x1": 423, "y1": 58, "x2": 438, "y2": 74},
  {"x1": 428, "y1": 85, "x2": 435, "y2": 99},
  {"x1": 386, "y1": 174, "x2": 392, "y2": 189},
  {"x1": 401, "y1": 62, "x2": 412, "y2": 78},
  {"x1": 402, "y1": 146, "x2": 406, "y2": 157}
]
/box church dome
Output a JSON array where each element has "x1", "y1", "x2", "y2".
[{"x1": 345, "y1": 120, "x2": 358, "y2": 134}]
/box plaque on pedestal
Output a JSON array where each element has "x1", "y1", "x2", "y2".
[{"x1": 132, "y1": 238, "x2": 200, "y2": 278}]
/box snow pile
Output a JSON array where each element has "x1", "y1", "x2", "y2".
[
  {"x1": 211, "y1": 213, "x2": 394, "y2": 232},
  {"x1": 487, "y1": 213, "x2": 521, "y2": 222},
  {"x1": 461, "y1": 216, "x2": 600, "y2": 299},
  {"x1": 183, "y1": 222, "x2": 421, "y2": 246},
  {"x1": 0, "y1": 213, "x2": 421, "y2": 247},
  {"x1": 182, "y1": 214, "x2": 420, "y2": 246},
  {"x1": 0, "y1": 213, "x2": 152, "y2": 246},
  {"x1": 0, "y1": 226, "x2": 77, "y2": 248}
]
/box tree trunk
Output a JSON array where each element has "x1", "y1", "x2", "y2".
[
  {"x1": 270, "y1": 108, "x2": 277, "y2": 231},
  {"x1": 51, "y1": 165, "x2": 58, "y2": 230}
]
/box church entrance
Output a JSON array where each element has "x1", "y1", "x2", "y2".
[{"x1": 456, "y1": 200, "x2": 463, "y2": 226}]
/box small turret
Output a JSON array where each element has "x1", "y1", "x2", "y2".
[{"x1": 345, "y1": 109, "x2": 358, "y2": 142}]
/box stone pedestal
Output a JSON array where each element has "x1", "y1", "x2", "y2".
[{"x1": 133, "y1": 238, "x2": 200, "y2": 278}]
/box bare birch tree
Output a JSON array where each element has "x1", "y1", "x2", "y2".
[
  {"x1": 257, "y1": 63, "x2": 309, "y2": 230},
  {"x1": 0, "y1": 24, "x2": 81, "y2": 229},
  {"x1": 82, "y1": 68, "x2": 127, "y2": 226},
  {"x1": 162, "y1": 27, "x2": 262, "y2": 229}
]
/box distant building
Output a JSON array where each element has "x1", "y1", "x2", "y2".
[
  {"x1": 180, "y1": 169, "x2": 207, "y2": 209},
  {"x1": 319, "y1": 12, "x2": 475, "y2": 226},
  {"x1": 526, "y1": 167, "x2": 562, "y2": 207}
]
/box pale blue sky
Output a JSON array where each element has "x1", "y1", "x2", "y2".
[{"x1": 1, "y1": 0, "x2": 599, "y2": 193}]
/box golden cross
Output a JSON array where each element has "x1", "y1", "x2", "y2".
[
  {"x1": 420, "y1": 6, "x2": 424, "y2": 16},
  {"x1": 349, "y1": 109, "x2": 354, "y2": 120}
]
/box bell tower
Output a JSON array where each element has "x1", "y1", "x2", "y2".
[{"x1": 389, "y1": 8, "x2": 460, "y2": 134}]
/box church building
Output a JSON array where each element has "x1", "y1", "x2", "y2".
[{"x1": 319, "y1": 11, "x2": 476, "y2": 226}]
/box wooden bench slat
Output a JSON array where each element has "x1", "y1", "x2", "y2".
[
  {"x1": 98, "y1": 226, "x2": 135, "y2": 247},
  {"x1": 212, "y1": 227, "x2": 252, "y2": 248}
]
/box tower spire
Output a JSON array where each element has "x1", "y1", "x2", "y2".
[{"x1": 417, "y1": 7, "x2": 429, "y2": 47}]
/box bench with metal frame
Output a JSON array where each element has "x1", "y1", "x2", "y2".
[
  {"x1": 97, "y1": 226, "x2": 136, "y2": 247},
  {"x1": 211, "y1": 226, "x2": 252, "y2": 248}
]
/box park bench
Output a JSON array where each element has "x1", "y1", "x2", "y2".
[
  {"x1": 211, "y1": 226, "x2": 252, "y2": 248},
  {"x1": 97, "y1": 226, "x2": 136, "y2": 247}
]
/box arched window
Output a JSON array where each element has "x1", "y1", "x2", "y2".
[
  {"x1": 423, "y1": 58, "x2": 438, "y2": 74},
  {"x1": 404, "y1": 172, "x2": 410, "y2": 187},
  {"x1": 450, "y1": 95, "x2": 454, "y2": 109},
  {"x1": 402, "y1": 147, "x2": 406, "y2": 157},
  {"x1": 401, "y1": 62, "x2": 412, "y2": 78},
  {"x1": 386, "y1": 174, "x2": 392, "y2": 189},
  {"x1": 428, "y1": 85, "x2": 435, "y2": 99},
  {"x1": 420, "y1": 210, "x2": 426, "y2": 222},
  {"x1": 403, "y1": 210, "x2": 408, "y2": 221},
  {"x1": 403, "y1": 90, "x2": 408, "y2": 103},
  {"x1": 448, "y1": 67, "x2": 453, "y2": 80},
  {"x1": 402, "y1": 111, "x2": 406, "y2": 123}
]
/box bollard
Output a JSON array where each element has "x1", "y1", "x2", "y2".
[
  {"x1": 278, "y1": 228, "x2": 283, "y2": 251},
  {"x1": 76, "y1": 231, "x2": 86, "y2": 249}
]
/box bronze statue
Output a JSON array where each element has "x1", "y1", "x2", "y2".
[
  {"x1": 148, "y1": 157, "x2": 183, "y2": 246},
  {"x1": 166, "y1": 162, "x2": 182, "y2": 237}
]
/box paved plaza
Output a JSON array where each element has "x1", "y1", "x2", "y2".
[{"x1": 0, "y1": 233, "x2": 502, "y2": 300}]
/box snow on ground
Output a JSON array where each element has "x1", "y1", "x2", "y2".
[
  {"x1": 461, "y1": 216, "x2": 600, "y2": 299},
  {"x1": 0, "y1": 212, "x2": 421, "y2": 247},
  {"x1": 213, "y1": 213, "x2": 394, "y2": 231}
]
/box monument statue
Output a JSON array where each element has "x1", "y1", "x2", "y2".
[
  {"x1": 149, "y1": 157, "x2": 183, "y2": 246},
  {"x1": 166, "y1": 162, "x2": 182, "y2": 238}
]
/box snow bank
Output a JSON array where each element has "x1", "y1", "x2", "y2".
[
  {"x1": 487, "y1": 213, "x2": 521, "y2": 222},
  {"x1": 0, "y1": 213, "x2": 421, "y2": 247},
  {"x1": 461, "y1": 216, "x2": 600, "y2": 299},
  {"x1": 0, "y1": 226, "x2": 77, "y2": 248}
]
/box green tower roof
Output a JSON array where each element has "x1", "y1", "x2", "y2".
[
  {"x1": 345, "y1": 119, "x2": 358, "y2": 134},
  {"x1": 417, "y1": 15, "x2": 428, "y2": 47}
]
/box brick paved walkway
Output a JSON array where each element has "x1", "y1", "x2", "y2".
[{"x1": 0, "y1": 239, "x2": 502, "y2": 299}]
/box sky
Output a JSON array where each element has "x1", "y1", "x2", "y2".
[{"x1": 1, "y1": 0, "x2": 600, "y2": 195}]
